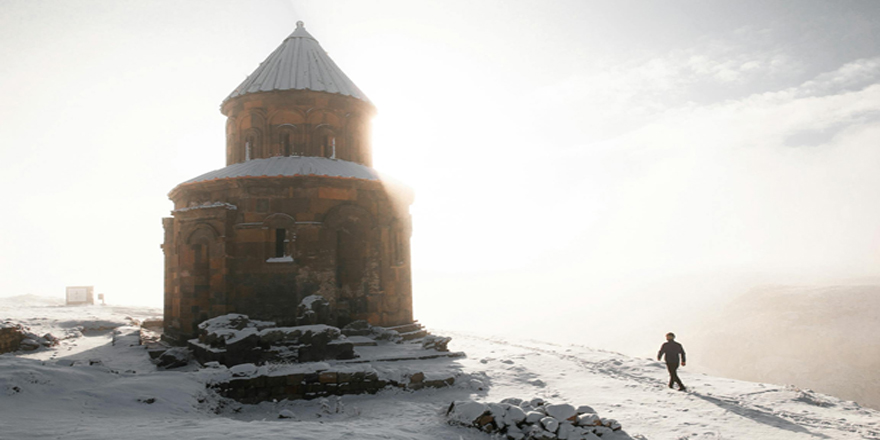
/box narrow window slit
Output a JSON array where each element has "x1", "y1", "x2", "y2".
[{"x1": 275, "y1": 228, "x2": 286, "y2": 258}]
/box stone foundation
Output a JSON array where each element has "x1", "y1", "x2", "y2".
[{"x1": 214, "y1": 366, "x2": 455, "y2": 404}]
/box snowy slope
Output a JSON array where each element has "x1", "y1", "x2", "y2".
[
  {"x1": 690, "y1": 284, "x2": 880, "y2": 410},
  {"x1": 1, "y1": 297, "x2": 878, "y2": 440}
]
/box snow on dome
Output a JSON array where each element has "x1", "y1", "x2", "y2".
[
  {"x1": 224, "y1": 21, "x2": 370, "y2": 103},
  {"x1": 180, "y1": 156, "x2": 381, "y2": 187}
]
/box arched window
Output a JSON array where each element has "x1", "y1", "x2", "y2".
[
  {"x1": 390, "y1": 220, "x2": 407, "y2": 266},
  {"x1": 275, "y1": 228, "x2": 286, "y2": 258},
  {"x1": 281, "y1": 132, "x2": 292, "y2": 157},
  {"x1": 313, "y1": 126, "x2": 336, "y2": 159},
  {"x1": 323, "y1": 133, "x2": 336, "y2": 158},
  {"x1": 242, "y1": 128, "x2": 261, "y2": 161},
  {"x1": 336, "y1": 228, "x2": 366, "y2": 289},
  {"x1": 184, "y1": 226, "x2": 219, "y2": 333},
  {"x1": 245, "y1": 135, "x2": 255, "y2": 161},
  {"x1": 278, "y1": 125, "x2": 296, "y2": 157},
  {"x1": 262, "y1": 213, "x2": 296, "y2": 262}
]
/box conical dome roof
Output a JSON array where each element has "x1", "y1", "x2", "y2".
[{"x1": 224, "y1": 21, "x2": 370, "y2": 104}]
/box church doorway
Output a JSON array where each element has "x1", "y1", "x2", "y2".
[{"x1": 335, "y1": 227, "x2": 367, "y2": 320}]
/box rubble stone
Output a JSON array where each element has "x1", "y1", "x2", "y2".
[{"x1": 447, "y1": 398, "x2": 624, "y2": 440}]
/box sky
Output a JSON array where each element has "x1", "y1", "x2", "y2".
[{"x1": 1, "y1": 1, "x2": 879, "y2": 352}]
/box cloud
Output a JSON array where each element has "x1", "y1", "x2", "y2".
[
  {"x1": 520, "y1": 36, "x2": 809, "y2": 147},
  {"x1": 799, "y1": 57, "x2": 880, "y2": 97},
  {"x1": 546, "y1": 60, "x2": 880, "y2": 278}
]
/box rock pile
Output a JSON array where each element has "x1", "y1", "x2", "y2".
[
  {"x1": 189, "y1": 314, "x2": 356, "y2": 367},
  {"x1": 447, "y1": 398, "x2": 622, "y2": 440}
]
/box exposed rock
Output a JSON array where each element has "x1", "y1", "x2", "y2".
[
  {"x1": 447, "y1": 400, "x2": 489, "y2": 426},
  {"x1": 502, "y1": 397, "x2": 525, "y2": 406},
  {"x1": 421, "y1": 335, "x2": 451, "y2": 352},
  {"x1": 545, "y1": 403, "x2": 576, "y2": 421},
  {"x1": 507, "y1": 425, "x2": 525, "y2": 440},
  {"x1": 370, "y1": 326, "x2": 402, "y2": 342},
  {"x1": 527, "y1": 425, "x2": 556, "y2": 440},
  {"x1": 575, "y1": 404, "x2": 596, "y2": 415},
  {"x1": 476, "y1": 414, "x2": 497, "y2": 432},
  {"x1": 19, "y1": 338, "x2": 41, "y2": 351},
  {"x1": 229, "y1": 363, "x2": 258, "y2": 377},
  {"x1": 341, "y1": 320, "x2": 372, "y2": 337},
  {"x1": 503, "y1": 405, "x2": 527, "y2": 426},
  {"x1": 157, "y1": 347, "x2": 191, "y2": 369},
  {"x1": 593, "y1": 426, "x2": 613, "y2": 437},
  {"x1": 296, "y1": 295, "x2": 332, "y2": 326},
  {"x1": 576, "y1": 413, "x2": 601, "y2": 427},
  {"x1": 540, "y1": 416, "x2": 560, "y2": 433},
  {"x1": 198, "y1": 314, "x2": 274, "y2": 347},
  {"x1": 556, "y1": 422, "x2": 576, "y2": 440},
  {"x1": 601, "y1": 418, "x2": 622, "y2": 431},
  {"x1": 190, "y1": 314, "x2": 355, "y2": 367},
  {"x1": 525, "y1": 410, "x2": 545, "y2": 424}
]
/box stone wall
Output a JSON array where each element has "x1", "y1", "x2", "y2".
[
  {"x1": 0, "y1": 325, "x2": 24, "y2": 354},
  {"x1": 215, "y1": 368, "x2": 454, "y2": 404}
]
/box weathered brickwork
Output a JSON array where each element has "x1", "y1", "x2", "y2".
[
  {"x1": 222, "y1": 90, "x2": 376, "y2": 167},
  {"x1": 163, "y1": 173, "x2": 413, "y2": 344}
]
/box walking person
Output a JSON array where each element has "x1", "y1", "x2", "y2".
[{"x1": 658, "y1": 332, "x2": 686, "y2": 391}]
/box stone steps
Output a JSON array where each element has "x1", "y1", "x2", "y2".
[
  {"x1": 340, "y1": 351, "x2": 465, "y2": 364},
  {"x1": 139, "y1": 328, "x2": 171, "y2": 359},
  {"x1": 399, "y1": 329, "x2": 429, "y2": 341},
  {"x1": 345, "y1": 335, "x2": 378, "y2": 347},
  {"x1": 386, "y1": 321, "x2": 430, "y2": 341},
  {"x1": 386, "y1": 321, "x2": 423, "y2": 334}
]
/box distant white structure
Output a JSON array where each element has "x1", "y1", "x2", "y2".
[{"x1": 65, "y1": 286, "x2": 94, "y2": 306}]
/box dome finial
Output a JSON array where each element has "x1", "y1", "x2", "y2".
[{"x1": 296, "y1": 20, "x2": 304, "y2": 28}]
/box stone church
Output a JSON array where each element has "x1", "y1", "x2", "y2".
[{"x1": 162, "y1": 22, "x2": 413, "y2": 344}]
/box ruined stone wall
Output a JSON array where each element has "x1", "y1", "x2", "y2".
[
  {"x1": 0, "y1": 326, "x2": 24, "y2": 354},
  {"x1": 216, "y1": 369, "x2": 453, "y2": 404}
]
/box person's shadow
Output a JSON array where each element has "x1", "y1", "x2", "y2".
[{"x1": 688, "y1": 390, "x2": 830, "y2": 439}]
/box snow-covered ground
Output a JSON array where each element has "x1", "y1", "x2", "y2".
[{"x1": 1, "y1": 296, "x2": 878, "y2": 440}]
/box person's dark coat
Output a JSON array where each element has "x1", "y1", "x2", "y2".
[{"x1": 658, "y1": 340, "x2": 686, "y2": 365}]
